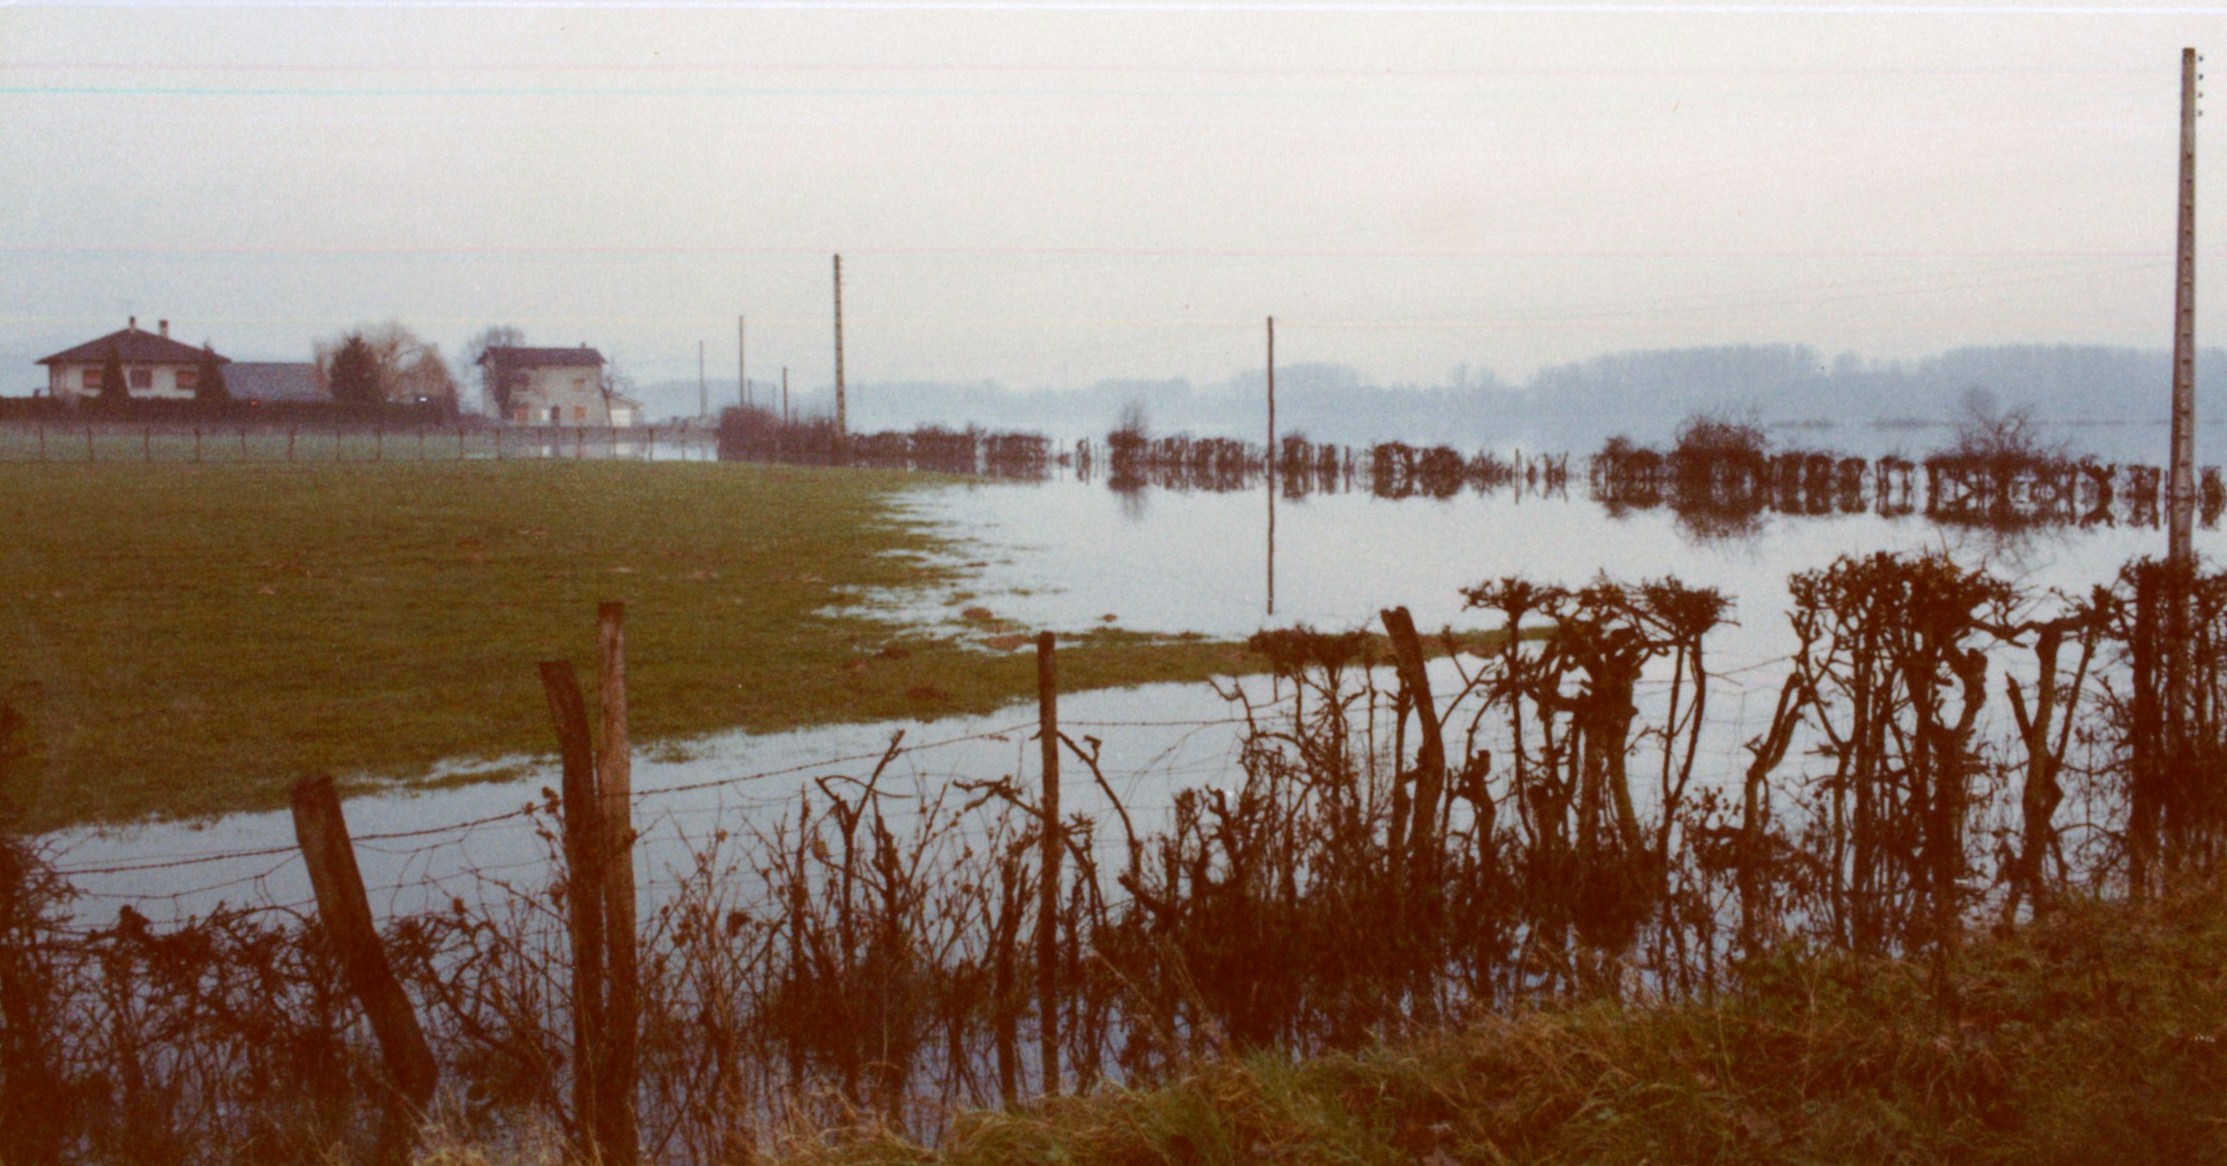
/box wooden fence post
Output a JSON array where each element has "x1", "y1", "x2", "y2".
[
  {"x1": 540, "y1": 660, "x2": 607, "y2": 1158},
  {"x1": 1381, "y1": 606, "x2": 1447, "y2": 881},
  {"x1": 238, "y1": 428, "x2": 247, "y2": 458},
  {"x1": 1036, "y1": 631, "x2": 1061, "y2": 1096},
  {"x1": 288, "y1": 427, "x2": 297, "y2": 461},
  {"x1": 375, "y1": 427, "x2": 384, "y2": 462},
  {"x1": 288, "y1": 775, "x2": 439, "y2": 1116},
  {"x1": 192, "y1": 427, "x2": 201, "y2": 464},
  {"x1": 596, "y1": 602, "x2": 641, "y2": 1163}
]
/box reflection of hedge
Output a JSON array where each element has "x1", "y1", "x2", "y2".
[{"x1": 0, "y1": 397, "x2": 458, "y2": 425}]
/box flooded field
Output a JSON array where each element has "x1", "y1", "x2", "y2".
[{"x1": 44, "y1": 464, "x2": 2213, "y2": 922}]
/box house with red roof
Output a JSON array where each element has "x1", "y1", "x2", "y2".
[
  {"x1": 478, "y1": 344, "x2": 640, "y2": 427},
  {"x1": 37, "y1": 318, "x2": 227, "y2": 402}
]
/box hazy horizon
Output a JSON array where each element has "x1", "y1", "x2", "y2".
[{"x1": 4, "y1": 2, "x2": 2224, "y2": 393}]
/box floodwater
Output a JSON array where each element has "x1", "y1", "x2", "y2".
[{"x1": 42, "y1": 470, "x2": 2218, "y2": 924}]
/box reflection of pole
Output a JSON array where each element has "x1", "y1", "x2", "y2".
[
  {"x1": 2169, "y1": 46, "x2": 2200, "y2": 565},
  {"x1": 833, "y1": 254, "x2": 847, "y2": 457},
  {"x1": 1266, "y1": 316, "x2": 1276, "y2": 617}
]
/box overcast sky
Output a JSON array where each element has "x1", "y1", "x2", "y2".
[{"x1": 3, "y1": 1, "x2": 2223, "y2": 397}]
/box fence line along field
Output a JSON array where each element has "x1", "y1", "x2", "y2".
[
  {"x1": 0, "y1": 459, "x2": 1254, "y2": 831},
  {"x1": 0, "y1": 422, "x2": 717, "y2": 465}
]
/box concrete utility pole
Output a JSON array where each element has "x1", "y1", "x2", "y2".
[
  {"x1": 2169, "y1": 46, "x2": 2201, "y2": 565},
  {"x1": 738, "y1": 316, "x2": 748, "y2": 411},
  {"x1": 833, "y1": 254, "x2": 847, "y2": 444},
  {"x1": 1266, "y1": 316, "x2": 1276, "y2": 617}
]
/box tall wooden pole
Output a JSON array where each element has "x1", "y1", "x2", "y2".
[
  {"x1": 2169, "y1": 46, "x2": 2201, "y2": 565},
  {"x1": 738, "y1": 315, "x2": 748, "y2": 411},
  {"x1": 1035, "y1": 631, "x2": 1061, "y2": 1096},
  {"x1": 596, "y1": 602, "x2": 640, "y2": 1164},
  {"x1": 698, "y1": 341, "x2": 708, "y2": 422},
  {"x1": 833, "y1": 254, "x2": 848, "y2": 451},
  {"x1": 1266, "y1": 316, "x2": 1276, "y2": 617},
  {"x1": 782, "y1": 366, "x2": 790, "y2": 423}
]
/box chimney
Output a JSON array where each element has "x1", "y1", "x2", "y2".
[
  {"x1": 128, "y1": 316, "x2": 137, "y2": 330},
  {"x1": 159, "y1": 320, "x2": 169, "y2": 339}
]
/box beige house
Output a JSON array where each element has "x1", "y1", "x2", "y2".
[
  {"x1": 37, "y1": 318, "x2": 225, "y2": 401},
  {"x1": 479, "y1": 345, "x2": 640, "y2": 427}
]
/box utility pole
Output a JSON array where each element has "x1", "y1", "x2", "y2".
[
  {"x1": 1266, "y1": 316, "x2": 1276, "y2": 617},
  {"x1": 2169, "y1": 46, "x2": 2201, "y2": 565},
  {"x1": 833, "y1": 253, "x2": 847, "y2": 450},
  {"x1": 782, "y1": 366, "x2": 790, "y2": 423},
  {"x1": 738, "y1": 315, "x2": 748, "y2": 411},
  {"x1": 698, "y1": 341, "x2": 707, "y2": 421}
]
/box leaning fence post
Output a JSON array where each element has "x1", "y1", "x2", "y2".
[
  {"x1": 288, "y1": 775, "x2": 439, "y2": 1115},
  {"x1": 1036, "y1": 631, "x2": 1061, "y2": 1096},
  {"x1": 540, "y1": 660, "x2": 607, "y2": 1158},
  {"x1": 595, "y1": 602, "x2": 641, "y2": 1163},
  {"x1": 1381, "y1": 606, "x2": 1448, "y2": 881}
]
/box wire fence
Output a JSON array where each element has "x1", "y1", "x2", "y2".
[
  {"x1": 7, "y1": 555, "x2": 2222, "y2": 1165},
  {"x1": 0, "y1": 421, "x2": 719, "y2": 464}
]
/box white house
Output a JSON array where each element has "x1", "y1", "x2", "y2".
[
  {"x1": 37, "y1": 318, "x2": 226, "y2": 401},
  {"x1": 479, "y1": 345, "x2": 640, "y2": 427}
]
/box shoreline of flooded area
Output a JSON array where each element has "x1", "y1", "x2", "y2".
[{"x1": 43, "y1": 470, "x2": 2219, "y2": 923}]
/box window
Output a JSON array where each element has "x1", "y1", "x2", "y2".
[
  {"x1": 573, "y1": 405, "x2": 587, "y2": 422},
  {"x1": 129, "y1": 368, "x2": 152, "y2": 390},
  {"x1": 512, "y1": 405, "x2": 531, "y2": 423},
  {"x1": 81, "y1": 368, "x2": 100, "y2": 390},
  {"x1": 176, "y1": 368, "x2": 198, "y2": 391}
]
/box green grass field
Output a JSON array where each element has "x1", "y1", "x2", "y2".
[
  {"x1": 759, "y1": 889, "x2": 2227, "y2": 1166},
  {"x1": 0, "y1": 460, "x2": 1260, "y2": 831}
]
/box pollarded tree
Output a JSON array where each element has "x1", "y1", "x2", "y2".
[{"x1": 194, "y1": 345, "x2": 229, "y2": 405}]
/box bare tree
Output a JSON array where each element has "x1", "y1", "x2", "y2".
[
  {"x1": 463, "y1": 324, "x2": 527, "y2": 416},
  {"x1": 597, "y1": 357, "x2": 638, "y2": 425},
  {"x1": 315, "y1": 321, "x2": 457, "y2": 412}
]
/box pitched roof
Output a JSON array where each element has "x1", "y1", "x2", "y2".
[
  {"x1": 481, "y1": 345, "x2": 605, "y2": 369},
  {"x1": 38, "y1": 325, "x2": 225, "y2": 367},
  {"x1": 225, "y1": 362, "x2": 324, "y2": 403}
]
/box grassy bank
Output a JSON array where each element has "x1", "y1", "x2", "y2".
[
  {"x1": 756, "y1": 890, "x2": 2227, "y2": 1166},
  {"x1": 0, "y1": 461, "x2": 1260, "y2": 830}
]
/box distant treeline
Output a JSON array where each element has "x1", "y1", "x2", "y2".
[
  {"x1": 661, "y1": 344, "x2": 2227, "y2": 453},
  {"x1": 714, "y1": 405, "x2": 1052, "y2": 478}
]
